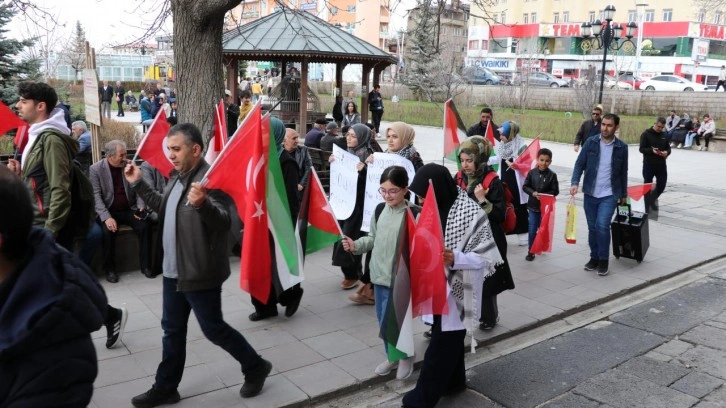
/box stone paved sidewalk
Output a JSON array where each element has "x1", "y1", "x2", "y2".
[{"x1": 90, "y1": 116, "x2": 726, "y2": 407}]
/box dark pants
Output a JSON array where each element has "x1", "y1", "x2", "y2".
[
  {"x1": 79, "y1": 221, "x2": 103, "y2": 268},
  {"x1": 527, "y1": 210, "x2": 542, "y2": 251},
  {"x1": 100, "y1": 209, "x2": 150, "y2": 272},
  {"x1": 251, "y1": 284, "x2": 303, "y2": 315},
  {"x1": 717, "y1": 80, "x2": 726, "y2": 92},
  {"x1": 341, "y1": 254, "x2": 363, "y2": 281},
  {"x1": 480, "y1": 293, "x2": 499, "y2": 324},
  {"x1": 155, "y1": 277, "x2": 264, "y2": 390},
  {"x1": 116, "y1": 100, "x2": 124, "y2": 116},
  {"x1": 694, "y1": 133, "x2": 713, "y2": 148},
  {"x1": 643, "y1": 162, "x2": 668, "y2": 198},
  {"x1": 371, "y1": 110, "x2": 383, "y2": 133},
  {"x1": 402, "y1": 316, "x2": 466, "y2": 408}
]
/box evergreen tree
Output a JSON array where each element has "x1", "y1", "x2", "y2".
[
  {"x1": 402, "y1": 0, "x2": 440, "y2": 100},
  {"x1": 0, "y1": 2, "x2": 39, "y2": 105},
  {"x1": 67, "y1": 20, "x2": 87, "y2": 83}
]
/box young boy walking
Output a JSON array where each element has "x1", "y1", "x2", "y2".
[{"x1": 522, "y1": 148, "x2": 560, "y2": 261}]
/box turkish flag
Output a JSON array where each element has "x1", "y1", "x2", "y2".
[
  {"x1": 410, "y1": 182, "x2": 448, "y2": 317},
  {"x1": 203, "y1": 103, "x2": 271, "y2": 303},
  {"x1": 204, "y1": 99, "x2": 227, "y2": 164},
  {"x1": 530, "y1": 194, "x2": 556, "y2": 254},
  {"x1": 485, "y1": 120, "x2": 496, "y2": 146},
  {"x1": 14, "y1": 125, "x2": 29, "y2": 154},
  {"x1": 0, "y1": 101, "x2": 25, "y2": 136},
  {"x1": 135, "y1": 109, "x2": 173, "y2": 177},
  {"x1": 509, "y1": 136, "x2": 541, "y2": 178}
]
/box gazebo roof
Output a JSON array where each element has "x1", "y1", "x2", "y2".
[{"x1": 222, "y1": 9, "x2": 396, "y2": 65}]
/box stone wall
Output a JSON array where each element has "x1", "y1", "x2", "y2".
[{"x1": 308, "y1": 81, "x2": 726, "y2": 120}]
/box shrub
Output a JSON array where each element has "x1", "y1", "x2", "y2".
[
  {"x1": 101, "y1": 120, "x2": 140, "y2": 148},
  {"x1": 0, "y1": 135, "x2": 14, "y2": 155}
]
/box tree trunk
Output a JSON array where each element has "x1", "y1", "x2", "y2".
[{"x1": 172, "y1": 0, "x2": 239, "y2": 144}]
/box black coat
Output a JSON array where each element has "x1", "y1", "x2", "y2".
[
  {"x1": 574, "y1": 119, "x2": 600, "y2": 146},
  {"x1": 466, "y1": 121, "x2": 500, "y2": 140},
  {"x1": 522, "y1": 167, "x2": 560, "y2": 212},
  {"x1": 0, "y1": 229, "x2": 107, "y2": 407},
  {"x1": 639, "y1": 127, "x2": 671, "y2": 165},
  {"x1": 99, "y1": 85, "x2": 114, "y2": 103}
]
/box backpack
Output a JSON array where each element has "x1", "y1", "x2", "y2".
[
  {"x1": 36, "y1": 131, "x2": 95, "y2": 239},
  {"x1": 482, "y1": 172, "x2": 517, "y2": 234},
  {"x1": 374, "y1": 202, "x2": 420, "y2": 224}
]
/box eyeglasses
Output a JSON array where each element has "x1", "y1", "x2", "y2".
[{"x1": 378, "y1": 187, "x2": 402, "y2": 196}]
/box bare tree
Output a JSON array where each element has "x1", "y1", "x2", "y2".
[{"x1": 17, "y1": 10, "x2": 68, "y2": 81}]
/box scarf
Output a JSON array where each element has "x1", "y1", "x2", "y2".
[
  {"x1": 409, "y1": 163, "x2": 458, "y2": 229},
  {"x1": 445, "y1": 188, "x2": 502, "y2": 350},
  {"x1": 239, "y1": 103, "x2": 253, "y2": 122},
  {"x1": 270, "y1": 117, "x2": 286, "y2": 157},
  {"x1": 347, "y1": 123, "x2": 371, "y2": 162},
  {"x1": 496, "y1": 134, "x2": 523, "y2": 161}
]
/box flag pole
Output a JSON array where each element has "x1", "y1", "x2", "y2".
[{"x1": 132, "y1": 108, "x2": 165, "y2": 163}]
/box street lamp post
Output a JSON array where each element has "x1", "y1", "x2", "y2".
[{"x1": 581, "y1": 5, "x2": 637, "y2": 104}]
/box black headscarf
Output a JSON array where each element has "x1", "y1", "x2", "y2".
[{"x1": 409, "y1": 163, "x2": 458, "y2": 229}]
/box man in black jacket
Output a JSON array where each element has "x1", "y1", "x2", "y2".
[
  {"x1": 125, "y1": 123, "x2": 272, "y2": 407},
  {"x1": 574, "y1": 106, "x2": 602, "y2": 152},
  {"x1": 114, "y1": 81, "x2": 125, "y2": 117},
  {"x1": 0, "y1": 166, "x2": 108, "y2": 407},
  {"x1": 99, "y1": 80, "x2": 114, "y2": 119},
  {"x1": 224, "y1": 89, "x2": 239, "y2": 137},
  {"x1": 466, "y1": 107, "x2": 500, "y2": 140},
  {"x1": 639, "y1": 117, "x2": 670, "y2": 207}
]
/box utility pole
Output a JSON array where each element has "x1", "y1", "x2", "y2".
[{"x1": 635, "y1": 3, "x2": 648, "y2": 83}]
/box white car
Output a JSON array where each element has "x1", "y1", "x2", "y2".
[{"x1": 640, "y1": 75, "x2": 709, "y2": 92}]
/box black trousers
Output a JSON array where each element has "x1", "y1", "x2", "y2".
[
  {"x1": 716, "y1": 80, "x2": 726, "y2": 92},
  {"x1": 643, "y1": 162, "x2": 668, "y2": 198},
  {"x1": 251, "y1": 284, "x2": 303, "y2": 314},
  {"x1": 402, "y1": 316, "x2": 466, "y2": 408},
  {"x1": 116, "y1": 100, "x2": 124, "y2": 116},
  {"x1": 371, "y1": 110, "x2": 383, "y2": 133},
  {"x1": 101, "y1": 209, "x2": 149, "y2": 272},
  {"x1": 694, "y1": 133, "x2": 713, "y2": 148}
]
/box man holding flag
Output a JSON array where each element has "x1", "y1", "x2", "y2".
[
  {"x1": 124, "y1": 123, "x2": 272, "y2": 407},
  {"x1": 466, "y1": 107, "x2": 500, "y2": 141}
]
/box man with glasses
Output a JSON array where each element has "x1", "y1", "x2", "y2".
[{"x1": 574, "y1": 106, "x2": 603, "y2": 152}]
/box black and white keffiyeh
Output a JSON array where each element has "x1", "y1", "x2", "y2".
[{"x1": 496, "y1": 134, "x2": 523, "y2": 161}]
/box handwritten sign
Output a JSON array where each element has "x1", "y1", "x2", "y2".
[
  {"x1": 83, "y1": 69, "x2": 101, "y2": 126},
  {"x1": 361, "y1": 152, "x2": 415, "y2": 232},
  {"x1": 329, "y1": 145, "x2": 360, "y2": 220}
]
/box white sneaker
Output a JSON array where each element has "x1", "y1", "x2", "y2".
[
  {"x1": 699, "y1": 146, "x2": 703, "y2": 151},
  {"x1": 518, "y1": 233, "x2": 528, "y2": 246},
  {"x1": 396, "y1": 357, "x2": 414, "y2": 380},
  {"x1": 677, "y1": 143, "x2": 682, "y2": 148},
  {"x1": 375, "y1": 360, "x2": 398, "y2": 376}
]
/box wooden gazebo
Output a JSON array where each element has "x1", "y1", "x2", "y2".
[{"x1": 222, "y1": 9, "x2": 397, "y2": 132}]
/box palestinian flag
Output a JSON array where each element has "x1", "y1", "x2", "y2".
[
  {"x1": 297, "y1": 168, "x2": 343, "y2": 255},
  {"x1": 380, "y1": 209, "x2": 416, "y2": 362},
  {"x1": 627, "y1": 183, "x2": 657, "y2": 220},
  {"x1": 443, "y1": 99, "x2": 467, "y2": 168},
  {"x1": 263, "y1": 114, "x2": 305, "y2": 290}
]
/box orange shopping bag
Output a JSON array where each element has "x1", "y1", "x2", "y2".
[{"x1": 565, "y1": 196, "x2": 577, "y2": 244}]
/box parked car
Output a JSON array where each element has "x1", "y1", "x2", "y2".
[
  {"x1": 640, "y1": 75, "x2": 709, "y2": 92},
  {"x1": 462, "y1": 67, "x2": 501, "y2": 85},
  {"x1": 617, "y1": 74, "x2": 646, "y2": 90},
  {"x1": 512, "y1": 72, "x2": 569, "y2": 87},
  {"x1": 604, "y1": 75, "x2": 633, "y2": 90}
]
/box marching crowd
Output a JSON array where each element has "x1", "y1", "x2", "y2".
[{"x1": 2, "y1": 80, "x2": 675, "y2": 408}]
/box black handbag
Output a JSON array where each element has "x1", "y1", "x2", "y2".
[{"x1": 331, "y1": 240, "x2": 356, "y2": 268}]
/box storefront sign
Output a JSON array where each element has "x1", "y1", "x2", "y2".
[
  {"x1": 540, "y1": 24, "x2": 582, "y2": 38},
  {"x1": 699, "y1": 24, "x2": 726, "y2": 40},
  {"x1": 468, "y1": 59, "x2": 513, "y2": 70},
  {"x1": 692, "y1": 38, "x2": 710, "y2": 62}
]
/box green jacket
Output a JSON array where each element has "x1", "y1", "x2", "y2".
[{"x1": 22, "y1": 129, "x2": 78, "y2": 236}]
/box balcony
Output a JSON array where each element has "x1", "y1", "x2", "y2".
[{"x1": 380, "y1": 31, "x2": 389, "y2": 38}]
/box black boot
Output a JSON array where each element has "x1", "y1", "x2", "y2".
[
  {"x1": 240, "y1": 359, "x2": 272, "y2": 398},
  {"x1": 131, "y1": 386, "x2": 180, "y2": 408}
]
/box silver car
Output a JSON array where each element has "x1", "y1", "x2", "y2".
[{"x1": 512, "y1": 72, "x2": 569, "y2": 88}]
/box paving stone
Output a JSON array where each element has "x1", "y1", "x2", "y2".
[
  {"x1": 241, "y1": 374, "x2": 309, "y2": 408},
  {"x1": 92, "y1": 377, "x2": 153, "y2": 408},
  {"x1": 173, "y1": 387, "x2": 241, "y2": 408},
  {"x1": 652, "y1": 339, "x2": 694, "y2": 357},
  {"x1": 95, "y1": 355, "x2": 150, "y2": 388},
  {"x1": 540, "y1": 392, "x2": 600, "y2": 408},
  {"x1": 681, "y1": 324, "x2": 726, "y2": 352},
  {"x1": 435, "y1": 389, "x2": 502, "y2": 408},
  {"x1": 693, "y1": 402, "x2": 724, "y2": 408},
  {"x1": 331, "y1": 347, "x2": 387, "y2": 381},
  {"x1": 705, "y1": 320, "x2": 726, "y2": 330},
  {"x1": 317, "y1": 307, "x2": 378, "y2": 331},
  {"x1": 573, "y1": 370, "x2": 699, "y2": 408},
  {"x1": 260, "y1": 341, "x2": 325, "y2": 373},
  {"x1": 713, "y1": 311, "x2": 726, "y2": 324},
  {"x1": 617, "y1": 356, "x2": 690, "y2": 386},
  {"x1": 710, "y1": 268, "x2": 726, "y2": 280},
  {"x1": 702, "y1": 384, "x2": 726, "y2": 405},
  {"x1": 284, "y1": 360, "x2": 357, "y2": 398},
  {"x1": 467, "y1": 321, "x2": 665, "y2": 408},
  {"x1": 610, "y1": 278, "x2": 726, "y2": 336},
  {"x1": 670, "y1": 371, "x2": 724, "y2": 399},
  {"x1": 243, "y1": 325, "x2": 298, "y2": 351},
  {"x1": 677, "y1": 345, "x2": 726, "y2": 380},
  {"x1": 302, "y1": 330, "x2": 369, "y2": 359},
  {"x1": 643, "y1": 351, "x2": 672, "y2": 362}
]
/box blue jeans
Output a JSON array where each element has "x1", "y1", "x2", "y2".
[
  {"x1": 78, "y1": 221, "x2": 102, "y2": 267},
  {"x1": 155, "y1": 277, "x2": 263, "y2": 390},
  {"x1": 527, "y1": 210, "x2": 541, "y2": 251},
  {"x1": 373, "y1": 284, "x2": 391, "y2": 354},
  {"x1": 583, "y1": 194, "x2": 618, "y2": 261},
  {"x1": 684, "y1": 132, "x2": 696, "y2": 147}
]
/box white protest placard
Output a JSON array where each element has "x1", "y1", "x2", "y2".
[
  {"x1": 83, "y1": 69, "x2": 101, "y2": 126},
  {"x1": 329, "y1": 145, "x2": 359, "y2": 220},
  {"x1": 361, "y1": 152, "x2": 415, "y2": 232}
]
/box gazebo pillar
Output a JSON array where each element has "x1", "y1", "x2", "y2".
[
  {"x1": 360, "y1": 63, "x2": 373, "y2": 125},
  {"x1": 299, "y1": 57, "x2": 309, "y2": 133},
  {"x1": 224, "y1": 57, "x2": 239, "y2": 100},
  {"x1": 335, "y1": 62, "x2": 347, "y2": 97},
  {"x1": 373, "y1": 64, "x2": 385, "y2": 87}
]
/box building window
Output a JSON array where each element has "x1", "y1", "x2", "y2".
[
  {"x1": 588, "y1": 11, "x2": 595, "y2": 22},
  {"x1": 523, "y1": 13, "x2": 528, "y2": 24},
  {"x1": 645, "y1": 9, "x2": 654, "y2": 22},
  {"x1": 531, "y1": 12, "x2": 537, "y2": 23},
  {"x1": 563, "y1": 11, "x2": 569, "y2": 22},
  {"x1": 501, "y1": 11, "x2": 506, "y2": 24},
  {"x1": 715, "y1": 12, "x2": 722, "y2": 25},
  {"x1": 482, "y1": 40, "x2": 488, "y2": 50},
  {"x1": 468, "y1": 40, "x2": 479, "y2": 50},
  {"x1": 698, "y1": 10, "x2": 705, "y2": 22},
  {"x1": 627, "y1": 10, "x2": 636, "y2": 22},
  {"x1": 553, "y1": 12, "x2": 559, "y2": 23},
  {"x1": 347, "y1": 5, "x2": 355, "y2": 12},
  {"x1": 662, "y1": 9, "x2": 672, "y2": 22}
]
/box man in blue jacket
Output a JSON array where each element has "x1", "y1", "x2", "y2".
[
  {"x1": 0, "y1": 166, "x2": 108, "y2": 407},
  {"x1": 570, "y1": 113, "x2": 628, "y2": 276}
]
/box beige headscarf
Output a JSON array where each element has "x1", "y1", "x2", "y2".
[{"x1": 386, "y1": 121, "x2": 415, "y2": 152}]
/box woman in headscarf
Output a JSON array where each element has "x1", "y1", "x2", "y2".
[
  {"x1": 248, "y1": 117, "x2": 303, "y2": 321},
  {"x1": 454, "y1": 136, "x2": 514, "y2": 330},
  {"x1": 366, "y1": 121, "x2": 423, "y2": 171},
  {"x1": 497, "y1": 121, "x2": 530, "y2": 245},
  {"x1": 329, "y1": 124, "x2": 375, "y2": 291},
  {"x1": 403, "y1": 164, "x2": 503, "y2": 408}
]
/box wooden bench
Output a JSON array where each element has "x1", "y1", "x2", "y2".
[
  {"x1": 307, "y1": 147, "x2": 331, "y2": 192},
  {"x1": 710, "y1": 129, "x2": 726, "y2": 152}
]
